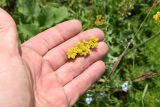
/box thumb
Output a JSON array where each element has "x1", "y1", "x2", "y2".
[{"x1": 0, "y1": 8, "x2": 18, "y2": 55}]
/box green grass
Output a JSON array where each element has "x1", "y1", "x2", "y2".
[{"x1": 1, "y1": 0, "x2": 160, "y2": 106}]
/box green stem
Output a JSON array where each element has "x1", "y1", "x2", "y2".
[{"x1": 127, "y1": 31, "x2": 160, "y2": 54}]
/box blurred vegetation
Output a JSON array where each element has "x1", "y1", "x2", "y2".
[{"x1": 1, "y1": 0, "x2": 160, "y2": 106}]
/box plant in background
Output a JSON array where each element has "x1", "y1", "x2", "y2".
[
  {"x1": 85, "y1": 97, "x2": 93, "y2": 105},
  {"x1": 153, "y1": 11, "x2": 160, "y2": 23},
  {"x1": 0, "y1": 0, "x2": 7, "y2": 7},
  {"x1": 14, "y1": 0, "x2": 69, "y2": 42},
  {"x1": 99, "y1": 92, "x2": 106, "y2": 100},
  {"x1": 85, "y1": 93, "x2": 93, "y2": 105},
  {"x1": 95, "y1": 15, "x2": 106, "y2": 26},
  {"x1": 118, "y1": 0, "x2": 135, "y2": 18},
  {"x1": 121, "y1": 81, "x2": 129, "y2": 92}
]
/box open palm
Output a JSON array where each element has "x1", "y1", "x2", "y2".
[{"x1": 0, "y1": 8, "x2": 108, "y2": 107}]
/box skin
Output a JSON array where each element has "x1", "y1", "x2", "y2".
[{"x1": 0, "y1": 8, "x2": 108, "y2": 107}]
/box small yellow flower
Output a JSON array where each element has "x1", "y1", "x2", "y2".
[
  {"x1": 76, "y1": 41, "x2": 90, "y2": 56},
  {"x1": 67, "y1": 36, "x2": 99, "y2": 59},
  {"x1": 95, "y1": 15, "x2": 106, "y2": 26},
  {"x1": 153, "y1": 11, "x2": 160, "y2": 23},
  {"x1": 88, "y1": 36, "x2": 99, "y2": 48},
  {"x1": 67, "y1": 48, "x2": 77, "y2": 59}
]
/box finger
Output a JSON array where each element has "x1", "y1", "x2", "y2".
[
  {"x1": 64, "y1": 60, "x2": 105, "y2": 106},
  {"x1": 22, "y1": 20, "x2": 82, "y2": 55},
  {"x1": 44, "y1": 28, "x2": 104, "y2": 71},
  {"x1": 0, "y1": 8, "x2": 18, "y2": 55},
  {"x1": 55, "y1": 42, "x2": 108, "y2": 86}
]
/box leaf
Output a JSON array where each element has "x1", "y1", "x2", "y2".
[
  {"x1": 52, "y1": 6, "x2": 69, "y2": 23},
  {"x1": 16, "y1": 0, "x2": 40, "y2": 17},
  {"x1": 37, "y1": 6, "x2": 69, "y2": 29},
  {"x1": 37, "y1": 6, "x2": 55, "y2": 29},
  {"x1": 18, "y1": 23, "x2": 40, "y2": 41}
]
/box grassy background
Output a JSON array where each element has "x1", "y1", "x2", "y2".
[{"x1": 1, "y1": 0, "x2": 160, "y2": 106}]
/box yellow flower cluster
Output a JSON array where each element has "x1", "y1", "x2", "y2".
[
  {"x1": 67, "y1": 36, "x2": 99, "y2": 59},
  {"x1": 153, "y1": 11, "x2": 160, "y2": 24},
  {"x1": 95, "y1": 15, "x2": 106, "y2": 26}
]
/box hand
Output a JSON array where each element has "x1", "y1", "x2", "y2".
[{"x1": 0, "y1": 8, "x2": 108, "y2": 107}]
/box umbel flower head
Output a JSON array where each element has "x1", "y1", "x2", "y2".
[
  {"x1": 95, "y1": 15, "x2": 106, "y2": 26},
  {"x1": 67, "y1": 36, "x2": 98, "y2": 59},
  {"x1": 153, "y1": 11, "x2": 160, "y2": 24}
]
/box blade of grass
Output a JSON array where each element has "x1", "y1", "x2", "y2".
[{"x1": 142, "y1": 84, "x2": 148, "y2": 107}]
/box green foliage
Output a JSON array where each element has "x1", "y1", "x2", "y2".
[
  {"x1": 0, "y1": 0, "x2": 8, "y2": 7},
  {"x1": 1, "y1": 0, "x2": 160, "y2": 106},
  {"x1": 14, "y1": 0, "x2": 69, "y2": 42},
  {"x1": 143, "y1": 36, "x2": 160, "y2": 65}
]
